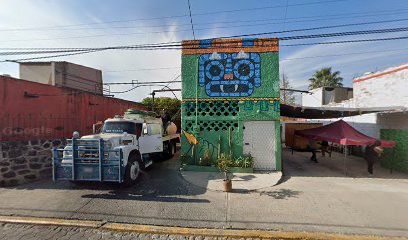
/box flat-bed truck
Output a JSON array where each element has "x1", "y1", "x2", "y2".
[{"x1": 52, "y1": 109, "x2": 180, "y2": 185}]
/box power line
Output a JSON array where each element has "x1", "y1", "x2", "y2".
[
  {"x1": 0, "y1": 0, "x2": 347, "y2": 32},
  {"x1": 187, "y1": 0, "x2": 196, "y2": 40},
  {"x1": 5, "y1": 13, "x2": 408, "y2": 43},
  {"x1": 105, "y1": 66, "x2": 180, "y2": 73},
  {"x1": 3, "y1": 22, "x2": 408, "y2": 55},
  {"x1": 2, "y1": 7, "x2": 408, "y2": 33},
  {"x1": 3, "y1": 27, "x2": 408, "y2": 62},
  {"x1": 281, "y1": 46, "x2": 408, "y2": 61},
  {"x1": 104, "y1": 80, "x2": 181, "y2": 85}
]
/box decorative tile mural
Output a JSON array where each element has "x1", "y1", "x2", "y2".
[{"x1": 181, "y1": 37, "x2": 281, "y2": 170}]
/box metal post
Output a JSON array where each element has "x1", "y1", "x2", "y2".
[
  {"x1": 52, "y1": 148, "x2": 57, "y2": 181},
  {"x1": 151, "y1": 92, "x2": 155, "y2": 112},
  {"x1": 118, "y1": 149, "x2": 123, "y2": 183},
  {"x1": 71, "y1": 139, "x2": 76, "y2": 181},
  {"x1": 99, "y1": 139, "x2": 103, "y2": 182},
  {"x1": 344, "y1": 145, "x2": 347, "y2": 176}
]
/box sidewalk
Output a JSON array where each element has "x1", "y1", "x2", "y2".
[{"x1": 181, "y1": 170, "x2": 282, "y2": 192}]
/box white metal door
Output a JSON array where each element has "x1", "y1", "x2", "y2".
[
  {"x1": 243, "y1": 121, "x2": 276, "y2": 171},
  {"x1": 138, "y1": 123, "x2": 163, "y2": 154}
]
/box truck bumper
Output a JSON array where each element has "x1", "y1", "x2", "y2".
[{"x1": 53, "y1": 139, "x2": 124, "y2": 183}]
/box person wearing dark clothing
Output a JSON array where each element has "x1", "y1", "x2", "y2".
[
  {"x1": 309, "y1": 140, "x2": 318, "y2": 163},
  {"x1": 321, "y1": 141, "x2": 330, "y2": 156},
  {"x1": 162, "y1": 112, "x2": 171, "y2": 134},
  {"x1": 364, "y1": 140, "x2": 382, "y2": 175}
]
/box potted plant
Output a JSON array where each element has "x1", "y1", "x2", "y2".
[{"x1": 217, "y1": 153, "x2": 233, "y2": 192}]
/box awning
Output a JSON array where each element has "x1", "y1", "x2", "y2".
[
  {"x1": 281, "y1": 104, "x2": 407, "y2": 119},
  {"x1": 295, "y1": 120, "x2": 396, "y2": 147}
]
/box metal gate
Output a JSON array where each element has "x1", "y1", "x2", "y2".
[{"x1": 243, "y1": 121, "x2": 276, "y2": 171}]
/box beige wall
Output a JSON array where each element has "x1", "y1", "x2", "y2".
[
  {"x1": 19, "y1": 62, "x2": 103, "y2": 94},
  {"x1": 54, "y1": 62, "x2": 103, "y2": 94},
  {"x1": 19, "y1": 64, "x2": 53, "y2": 85}
]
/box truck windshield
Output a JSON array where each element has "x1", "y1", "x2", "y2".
[{"x1": 102, "y1": 122, "x2": 136, "y2": 134}]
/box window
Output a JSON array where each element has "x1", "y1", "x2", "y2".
[
  {"x1": 148, "y1": 123, "x2": 162, "y2": 135},
  {"x1": 102, "y1": 122, "x2": 136, "y2": 134}
]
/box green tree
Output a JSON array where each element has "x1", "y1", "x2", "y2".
[
  {"x1": 141, "y1": 97, "x2": 181, "y2": 127},
  {"x1": 308, "y1": 67, "x2": 343, "y2": 90},
  {"x1": 280, "y1": 73, "x2": 296, "y2": 104}
]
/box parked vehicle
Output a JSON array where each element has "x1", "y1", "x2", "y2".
[{"x1": 52, "y1": 109, "x2": 180, "y2": 186}]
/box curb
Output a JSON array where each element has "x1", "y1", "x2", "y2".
[{"x1": 0, "y1": 215, "x2": 405, "y2": 240}]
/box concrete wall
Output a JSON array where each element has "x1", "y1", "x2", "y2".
[
  {"x1": 54, "y1": 62, "x2": 103, "y2": 94},
  {"x1": 20, "y1": 63, "x2": 53, "y2": 85},
  {"x1": 302, "y1": 87, "x2": 353, "y2": 107},
  {"x1": 302, "y1": 88, "x2": 323, "y2": 107},
  {"x1": 19, "y1": 61, "x2": 103, "y2": 94},
  {"x1": 0, "y1": 139, "x2": 64, "y2": 186},
  {"x1": 353, "y1": 63, "x2": 408, "y2": 108}
]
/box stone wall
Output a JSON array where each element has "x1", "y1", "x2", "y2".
[{"x1": 0, "y1": 139, "x2": 65, "y2": 186}]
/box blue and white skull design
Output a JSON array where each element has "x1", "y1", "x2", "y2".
[{"x1": 198, "y1": 52, "x2": 261, "y2": 97}]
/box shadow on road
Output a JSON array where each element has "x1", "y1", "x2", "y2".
[
  {"x1": 81, "y1": 190, "x2": 210, "y2": 203},
  {"x1": 6, "y1": 149, "x2": 209, "y2": 203},
  {"x1": 258, "y1": 189, "x2": 301, "y2": 199}
]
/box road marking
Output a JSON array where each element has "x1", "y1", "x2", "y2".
[
  {"x1": 0, "y1": 215, "x2": 102, "y2": 228},
  {"x1": 0, "y1": 215, "x2": 404, "y2": 240}
]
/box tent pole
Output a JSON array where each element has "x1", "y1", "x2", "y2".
[{"x1": 344, "y1": 145, "x2": 347, "y2": 176}]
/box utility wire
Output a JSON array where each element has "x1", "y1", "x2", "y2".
[
  {"x1": 4, "y1": 14, "x2": 408, "y2": 43},
  {"x1": 0, "y1": 0, "x2": 346, "y2": 32},
  {"x1": 2, "y1": 7, "x2": 408, "y2": 33},
  {"x1": 3, "y1": 23, "x2": 408, "y2": 55},
  {"x1": 4, "y1": 27, "x2": 408, "y2": 62},
  {"x1": 187, "y1": 0, "x2": 196, "y2": 40}
]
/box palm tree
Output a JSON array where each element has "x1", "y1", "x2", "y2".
[{"x1": 308, "y1": 67, "x2": 343, "y2": 90}]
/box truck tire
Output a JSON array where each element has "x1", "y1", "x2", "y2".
[
  {"x1": 123, "y1": 153, "x2": 141, "y2": 186},
  {"x1": 167, "y1": 140, "x2": 176, "y2": 158}
]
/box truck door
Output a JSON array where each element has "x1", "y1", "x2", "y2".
[{"x1": 138, "y1": 123, "x2": 163, "y2": 154}]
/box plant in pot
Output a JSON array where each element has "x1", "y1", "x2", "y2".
[{"x1": 217, "y1": 153, "x2": 233, "y2": 192}]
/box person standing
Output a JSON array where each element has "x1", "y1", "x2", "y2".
[
  {"x1": 321, "y1": 141, "x2": 330, "y2": 157},
  {"x1": 309, "y1": 139, "x2": 318, "y2": 163},
  {"x1": 364, "y1": 140, "x2": 382, "y2": 175}
]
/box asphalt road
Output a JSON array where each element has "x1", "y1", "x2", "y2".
[{"x1": 0, "y1": 148, "x2": 407, "y2": 237}]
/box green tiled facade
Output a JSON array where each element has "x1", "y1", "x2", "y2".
[
  {"x1": 381, "y1": 129, "x2": 408, "y2": 173},
  {"x1": 181, "y1": 38, "x2": 281, "y2": 170}
]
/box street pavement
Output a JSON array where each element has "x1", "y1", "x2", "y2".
[{"x1": 0, "y1": 147, "x2": 407, "y2": 238}]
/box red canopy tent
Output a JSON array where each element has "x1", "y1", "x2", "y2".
[
  {"x1": 294, "y1": 120, "x2": 396, "y2": 147},
  {"x1": 294, "y1": 120, "x2": 396, "y2": 175}
]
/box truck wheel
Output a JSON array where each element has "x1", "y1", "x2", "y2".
[
  {"x1": 167, "y1": 141, "x2": 175, "y2": 158},
  {"x1": 123, "y1": 154, "x2": 141, "y2": 186}
]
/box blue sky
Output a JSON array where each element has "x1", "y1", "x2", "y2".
[{"x1": 0, "y1": 0, "x2": 408, "y2": 101}]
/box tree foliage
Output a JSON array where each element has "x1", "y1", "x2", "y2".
[
  {"x1": 141, "y1": 97, "x2": 181, "y2": 121},
  {"x1": 280, "y1": 73, "x2": 296, "y2": 104},
  {"x1": 308, "y1": 67, "x2": 343, "y2": 90}
]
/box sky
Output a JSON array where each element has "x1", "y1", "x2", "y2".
[{"x1": 0, "y1": 0, "x2": 408, "y2": 102}]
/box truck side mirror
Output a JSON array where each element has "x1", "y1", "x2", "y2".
[{"x1": 143, "y1": 123, "x2": 148, "y2": 135}]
